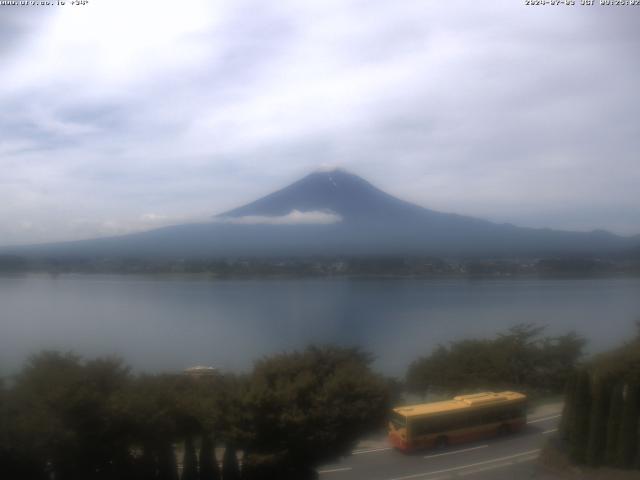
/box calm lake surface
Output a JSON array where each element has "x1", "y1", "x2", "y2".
[{"x1": 1, "y1": 274, "x2": 639, "y2": 377}]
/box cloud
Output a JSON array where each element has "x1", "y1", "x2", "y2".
[
  {"x1": 0, "y1": 0, "x2": 639, "y2": 245},
  {"x1": 218, "y1": 210, "x2": 342, "y2": 226}
]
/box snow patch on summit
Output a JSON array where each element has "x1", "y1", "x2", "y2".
[{"x1": 315, "y1": 163, "x2": 343, "y2": 173}]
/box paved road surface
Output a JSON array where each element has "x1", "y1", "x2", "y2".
[{"x1": 317, "y1": 411, "x2": 562, "y2": 480}]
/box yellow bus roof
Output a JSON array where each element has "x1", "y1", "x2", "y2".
[{"x1": 393, "y1": 391, "x2": 526, "y2": 418}]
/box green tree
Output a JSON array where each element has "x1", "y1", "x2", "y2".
[
  {"x1": 617, "y1": 383, "x2": 639, "y2": 468},
  {"x1": 406, "y1": 344, "x2": 450, "y2": 396},
  {"x1": 406, "y1": 325, "x2": 584, "y2": 396},
  {"x1": 1, "y1": 376, "x2": 47, "y2": 480},
  {"x1": 199, "y1": 434, "x2": 220, "y2": 480},
  {"x1": 559, "y1": 372, "x2": 577, "y2": 441},
  {"x1": 119, "y1": 372, "x2": 217, "y2": 480},
  {"x1": 9, "y1": 352, "x2": 133, "y2": 480},
  {"x1": 222, "y1": 445, "x2": 241, "y2": 480},
  {"x1": 496, "y1": 324, "x2": 546, "y2": 387},
  {"x1": 136, "y1": 443, "x2": 157, "y2": 480},
  {"x1": 585, "y1": 375, "x2": 610, "y2": 466},
  {"x1": 157, "y1": 441, "x2": 178, "y2": 480},
  {"x1": 119, "y1": 375, "x2": 179, "y2": 480},
  {"x1": 569, "y1": 369, "x2": 591, "y2": 464},
  {"x1": 537, "y1": 332, "x2": 586, "y2": 392},
  {"x1": 241, "y1": 452, "x2": 288, "y2": 480},
  {"x1": 182, "y1": 436, "x2": 198, "y2": 480},
  {"x1": 240, "y1": 346, "x2": 390, "y2": 479},
  {"x1": 587, "y1": 322, "x2": 640, "y2": 469},
  {"x1": 605, "y1": 383, "x2": 624, "y2": 466}
]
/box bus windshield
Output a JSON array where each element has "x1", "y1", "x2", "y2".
[{"x1": 390, "y1": 411, "x2": 406, "y2": 429}]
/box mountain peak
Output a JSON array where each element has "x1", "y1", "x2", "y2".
[
  {"x1": 219, "y1": 169, "x2": 418, "y2": 222},
  {"x1": 314, "y1": 164, "x2": 350, "y2": 174},
  {"x1": 300, "y1": 167, "x2": 369, "y2": 189}
]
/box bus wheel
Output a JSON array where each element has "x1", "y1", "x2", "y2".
[
  {"x1": 434, "y1": 436, "x2": 448, "y2": 449},
  {"x1": 497, "y1": 424, "x2": 511, "y2": 436}
]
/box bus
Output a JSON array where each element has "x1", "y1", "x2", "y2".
[{"x1": 388, "y1": 391, "x2": 527, "y2": 452}]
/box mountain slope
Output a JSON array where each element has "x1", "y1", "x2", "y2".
[
  {"x1": 4, "y1": 169, "x2": 638, "y2": 258},
  {"x1": 221, "y1": 168, "x2": 431, "y2": 222}
]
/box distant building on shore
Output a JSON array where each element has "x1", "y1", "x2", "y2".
[{"x1": 184, "y1": 365, "x2": 218, "y2": 378}]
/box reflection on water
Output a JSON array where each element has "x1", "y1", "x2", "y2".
[{"x1": 1, "y1": 274, "x2": 639, "y2": 376}]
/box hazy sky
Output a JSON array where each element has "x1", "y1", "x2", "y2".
[{"x1": 1, "y1": 0, "x2": 639, "y2": 245}]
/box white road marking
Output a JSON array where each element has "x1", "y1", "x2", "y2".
[
  {"x1": 386, "y1": 449, "x2": 541, "y2": 480},
  {"x1": 325, "y1": 412, "x2": 559, "y2": 475},
  {"x1": 352, "y1": 447, "x2": 393, "y2": 455},
  {"x1": 527, "y1": 414, "x2": 561, "y2": 424},
  {"x1": 423, "y1": 444, "x2": 489, "y2": 459},
  {"x1": 458, "y1": 455, "x2": 537, "y2": 476},
  {"x1": 515, "y1": 454, "x2": 540, "y2": 463},
  {"x1": 458, "y1": 461, "x2": 514, "y2": 476},
  {"x1": 318, "y1": 467, "x2": 353, "y2": 474}
]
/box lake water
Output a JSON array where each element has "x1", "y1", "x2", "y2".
[{"x1": 1, "y1": 274, "x2": 639, "y2": 377}]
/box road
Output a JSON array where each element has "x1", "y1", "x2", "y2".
[{"x1": 317, "y1": 410, "x2": 562, "y2": 480}]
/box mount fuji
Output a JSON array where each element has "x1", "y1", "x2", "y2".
[{"x1": 5, "y1": 169, "x2": 638, "y2": 259}]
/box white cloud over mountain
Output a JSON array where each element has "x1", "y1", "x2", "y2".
[{"x1": 218, "y1": 210, "x2": 342, "y2": 226}]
